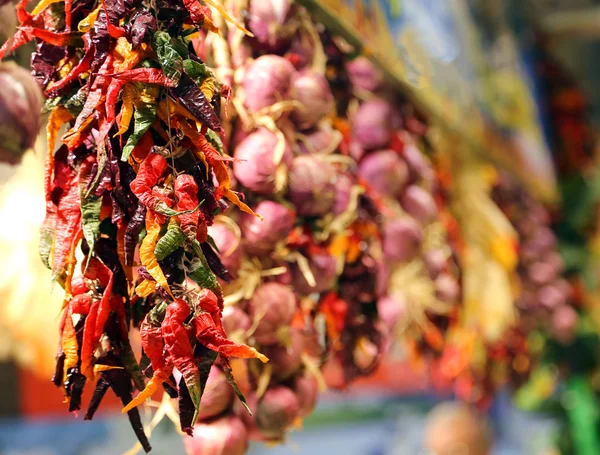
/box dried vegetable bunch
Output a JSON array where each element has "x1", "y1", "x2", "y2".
[
  {"x1": 176, "y1": 2, "x2": 466, "y2": 449},
  {"x1": 492, "y1": 172, "x2": 577, "y2": 345},
  {"x1": 431, "y1": 168, "x2": 578, "y2": 408},
  {"x1": 1, "y1": 0, "x2": 273, "y2": 452},
  {"x1": 344, "y1": 58, "x2": 463, "y2": 369}
]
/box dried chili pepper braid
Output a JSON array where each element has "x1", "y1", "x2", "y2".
[{"x1": 4, "y1": 0, "x2": 262, "y2": 449}]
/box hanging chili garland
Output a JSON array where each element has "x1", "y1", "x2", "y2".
[{"x1": 2, "y1": 0, "x2": 267, "y2": 451}]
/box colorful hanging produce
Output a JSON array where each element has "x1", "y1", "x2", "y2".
[
  {"x1": 1, "y1": 0, "x2": 270, "y2": 451},
  {"x1": 3, "y1": 0, "x2": 583, "y2": 452}
]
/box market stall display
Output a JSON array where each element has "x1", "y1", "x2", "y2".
[{"x1": 0, "y1": 0, "x2": 598, "y2": 455}]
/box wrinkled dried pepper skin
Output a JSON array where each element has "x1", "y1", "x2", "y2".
[
  {"x1": 154, "y1": 218, "x2": 186, "y2": 261},
  {"x1": 162, "y1": 299, "x2": 201, "y2": 415},
  {"x1": 125, "y1": 203, "x2": 146, "y2": 265},
  {"x1": 174, "y1": 174, "x2": 200, "y2": 239}
]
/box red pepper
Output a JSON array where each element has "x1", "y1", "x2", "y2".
[
  {"x1": 174, "y1": 174, "x2": 199, "y2": 239},
  {"x1": 83, "y1": 257, "x2": 112, "y2": 286},
  {"x1": 196, "y1": 288, "x2": 222, "y2": 328},
  {"x1": 80, "y1": 298, "x2": 99, "y2": 380},
  {"x1": 53, "y1": 173, "x2": 82, "y2": 276},
  {"x1": 320, "y1": 292, "x2": 348, "y2": 347},
  {"x1": 220, "y1": 84, "x2": 232, "y2": 119},
  {"x1": 193, "y1": 313, "x2": 267, "y2": 362},
  {"x1": 162, "y1": 299, "x2": 201, "y2": 414},
  {"x1": 182, "y1": 0, "x2": 209, "y2": 25},
  {"x1": 141, "y1": 320, "x2": 166, "y2": 372},
  {"x1": 102, "y1": 1, "x2": 127, "y2": 38},
  {"x1": 0, "y1": 29, "x2": 29, "y2": 60},
  {"x1": 130, "y1": 131, "x2": 153, "y2": 163},
  {"x1": 129, "y1": 152, "x2": 175, "y2": 214},
  {"x1": 46, "y1": 34, "x2": 94, "y2": 95},
  {"x1": 65, "y1": 0, "x2": 73, "y2": 31},
  {"x1": 107, "y1": 68, "x2": 177, "y2": 87},
  {"x1": 71, "y1": 275, "x2": 88, "y2": 296},
  {"x1": 80, "y1": 258, "x2": 113, "y2": 380},
  {"x1": 93, "y1": 269, "x2": 114, "y2": 341},
  {"x1": 16, "y1": 0, "x2": 31, "y2": 24},
  {"x1": 71, "y1": 293, "x2": 92, "y2": 315}
]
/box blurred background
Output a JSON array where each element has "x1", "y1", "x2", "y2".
[{"x1": 1, "y1": 0, "x2": 600, "y2": 454}]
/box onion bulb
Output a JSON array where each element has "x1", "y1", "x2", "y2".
[
  {"x1": 197, "y1": 367, "x2": 235, "y2": 421},
  {"x1": 290, "y1": 70, "x2": 334, "y2": 130},
  {"x1": 0, "y1": 63, "x2": 42, "y2": 164},
  {"x1": 233, "y1": 128, "x2": 293, "y2": 194},
  {"x1": 287, "y1": 155, "x2": 337, "y2": 216},
  {"x1": 358, "y1": 150, "x2": 408, "y2": 199},
  {"x1": 184, "y1": 415, "x2": 248, "y2": 455},
  {"x1": 241, "y1": 200, "x2": 295, "y2": 255},
  {"x1": 242, "y1": 55, "x2": 295, "y2": 113},
  {"x1": 256, "y1": 385, "x2": 299, "y2": 439},
  {"x1": 248, "y1": 283, "x2": 297, "y2": 345}
]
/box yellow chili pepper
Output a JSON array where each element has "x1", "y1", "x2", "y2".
[
  {"x1": 78, "y1": 2, "x2": 103, "y2": 32},
  {"x1": 140, "y1": 212, "x2": 173, "y2": 297},
  {"x1": 32, "y1": 0, "x2": 61, "y2": 16}
]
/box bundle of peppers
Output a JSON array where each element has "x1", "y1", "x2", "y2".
[{"x1": 1, "y1": 0, "x2": 274, "y2": 451}]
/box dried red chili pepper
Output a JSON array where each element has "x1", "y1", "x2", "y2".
[
  {"x1": 162, "y1": 298, "x2": 202, "y2": 418},
  {"x1": 124, "y1": 203, "x2": 146, "y2": 266},
  {"x1": 175, "y1": 174, "x2": 200, "y2": 240},
  {"x1": 94, "y1": 270, "x2": 114, "y2": 341},
  {"x1": 107, "y1": 68, "x2": 177, "y2": 87},
  {"x1": 71, "y1": 293, "x2": 92, "y2": 315},
  {"x1": 53, "y1": 173, "x2": 82, "y2": 277},
  {"x1": 45, "y1": 33, "x2": 94, "y2": 96},
  {"x1": 129, "y1": 152, "x2": 179, "y2": 216},
  {"x1": 102, "y1": 1, "x2": 126, "y2": 38},
  {"x1": 105, "y1": 79, "x2": 128, "y2": 125},
  {"x1": 193, "y1": 313, "x2": 267, "y2": 362}
]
